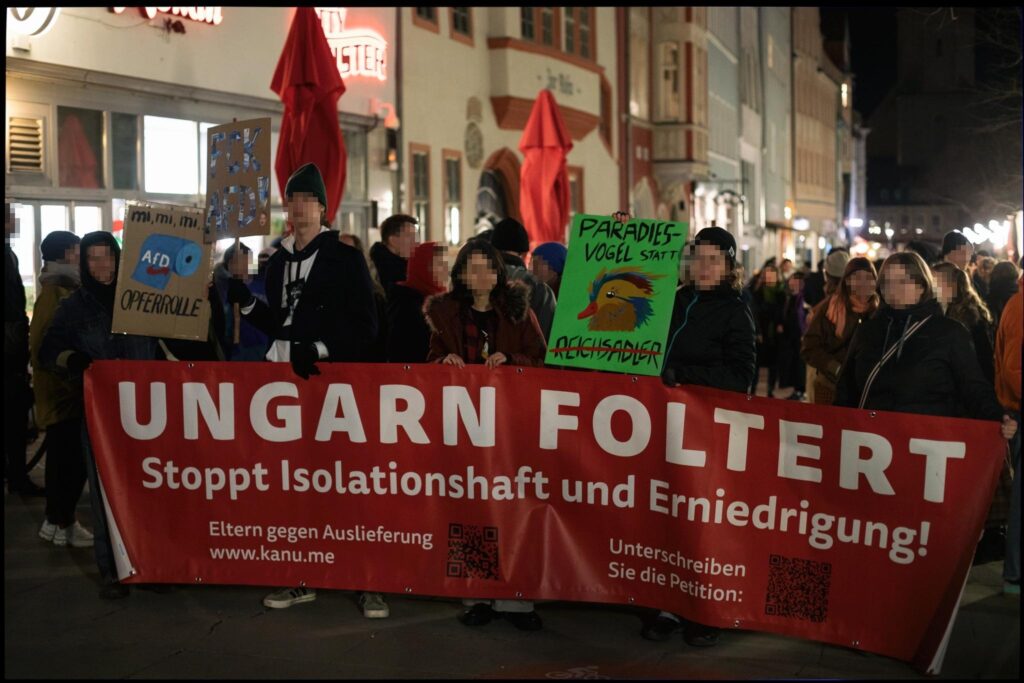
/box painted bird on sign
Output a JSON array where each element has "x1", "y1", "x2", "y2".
[{"x1": 577, "y1": 267, "x2": 664, "y2": 332}]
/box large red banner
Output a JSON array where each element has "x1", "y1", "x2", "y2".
[{"x1": 85, "y1": 361, "x2": 1005, "y2": 671}]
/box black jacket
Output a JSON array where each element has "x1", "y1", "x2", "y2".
[
  {"x1": 385, "y1": 284, "x2": 431, "y2": 363},
  {"x1": 662, "y1": 283, "x2": 757, "y2": 393},
  {"x1": 5, "y1": 244, "x2": 28, "y2": 371},
  {"x1": 369, "y1": 242, "x2": 407, "y2": 295},
  {"x1": 245, "y1": 231, "x2": 378, "y2": 362},
  {"x1": 834, "y1": 299, "x2": 1004, "y2": 420}
]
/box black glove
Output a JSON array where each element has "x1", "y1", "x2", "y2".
[
  {"x1": 226, "y1": 278, "x2": 254, "y2": 307},
  {"x1": 67, "y1": 352, "x2": 93, "y2": 374},
  {"x1": 290, "y1": 342, "x2": 321, "y2": 380},
  {"x1": 661, "y1": 367, "x2": 679, "y2": 387}
]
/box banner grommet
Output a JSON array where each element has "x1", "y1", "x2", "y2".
[
  {"x1": 404, "y1": 587, "x2": 412, "y2": 593},
  {"x1": 194, "y1": 577, "x2": 202, "y2": 583}
]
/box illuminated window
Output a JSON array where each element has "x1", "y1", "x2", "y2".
[
  {"x1": 443, "y1": 153, "x2": 461, "y2": 245},
  {"x1": 143, "y1": 115, "x2": 199, "y2": 195},
  {"x1": 841, "y1": 82, "x2": 849, "y2": 108},
  {"x1": 58, "y1": 106, "x2": 104, "y2": 188},
  {"x1": 411, "y1": 146, "x2": 430, "y2": 238}
]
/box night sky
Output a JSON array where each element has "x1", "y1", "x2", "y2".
[{"x1": 820, "y1": 8, "x2": 898, "y2": 120}]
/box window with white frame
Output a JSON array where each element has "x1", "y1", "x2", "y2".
[
  {"x1": 659, "y1": 41, "x2": 680, "y2": 120},
  {"x1": 443, "y1": 154, "x2": 461, "y2": 245}
]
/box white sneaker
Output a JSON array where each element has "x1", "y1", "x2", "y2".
[
  {"x1": 53, "y1": 521, "x2": 94, "y2": 548},
  {"x1": 263, "y1": 586, "x2": 316, "y2": 609},
  {"x1": 359, "y1": 592, "x2": 390, "y2": 618},
  {"x1": 39, "y1": 519, "x2": 58, "y2": 542}
]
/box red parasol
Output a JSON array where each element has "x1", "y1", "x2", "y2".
[
  {"x1": 270, "y1": 7, "x2": 347, "y2": 225},
  {"x1": 518, "y1": 89, "x2": 574, "y2": 248}
]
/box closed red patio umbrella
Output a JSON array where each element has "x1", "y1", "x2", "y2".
[{"x1": 518, "y1": 89, "x2": 574, "y2": 248}]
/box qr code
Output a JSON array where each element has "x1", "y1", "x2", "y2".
[
  {"x1": 446, "y1": 523, "x2": 500, "y2": 580},
  {"x1": 764, "y1": 554, "x2": 831, "y2": 623}
]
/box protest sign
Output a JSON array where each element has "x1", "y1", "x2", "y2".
[
  {"x1": 546, "y1": 214, "x2": 687, "y2": 375},
  {"x1": 85, "y1": 361, "x2": 1004, "y2": 673},
  {"x1": 111, "y1": 203, "x2": 211, "y2": 340},
  {"x1": 204, "y1": 117, "x2": 271, "y2": 243}
]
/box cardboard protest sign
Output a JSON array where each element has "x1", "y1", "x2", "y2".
[
  {"x1": 112, "y1": 202, "x2": 211, "y2": 340},
  {"x1": 204, "y1": 117, "x2": 271, "y2": 243},
  {"x1": 546, "y1": 214, "x2": 687, "y2": 375}
]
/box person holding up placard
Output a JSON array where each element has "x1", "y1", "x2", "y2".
[
  {"x1": 643, "y1": 226, "x2": 756, "y2": 648},
  {"x1": 225, "y1": 162, "x2": 380, "y2": 615}
]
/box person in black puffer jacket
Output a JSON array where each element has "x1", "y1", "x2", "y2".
[
  {"x1": 643, "y1": 227, "x2": 756, "y2": 649},
  {"x1": 835, "y1": 252, "x2": 1015, "y2": 432}
]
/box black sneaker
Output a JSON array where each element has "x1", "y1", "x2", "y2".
[
  {"x1": 683, "y1": 622, "x2": 720, "y2": 647},
  {"x1": 504, "y1": 610, "x2": 543, "y2": 631},
  {"x1": 641, "y1": 614, "x2": 682, "y2": 641},
  {"x1": 458, "y1": 603, "x2": 497, "y2": 627},
  {"x1": 99, "y1": 583, "x2": 130, "y2": 600}
]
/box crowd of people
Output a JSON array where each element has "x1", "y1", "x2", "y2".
[{"x1": 4, "y1": 161, "x2": 1020, "y2": 646}]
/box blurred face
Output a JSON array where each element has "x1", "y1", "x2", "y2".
[
  {"x1": 389, "y1": 223, "x2": 417, "y2": 259},
  {"x1": 287, "y1": 192, "x2": 324, "y2": 230},
  {"x1": 691, "y1": 243, "x2": 729, "y2": 291},
  {"x1": 978, "y1": 257, "x2": 995, "y2": 282},
  {"x1": 780, "y1": 260, "x2": 793, "y2": 277},
  {"x1": 934, "y1": 271, "x2": 956, "y2": 306},
  {"x1": 788, "y1": 277, "x2": 803, "y2": 295},
  {"x1": 63, "y1": 244, "x2": 81, "y2": 267},
  {"x1": 431, "y1": 251, "x2": 450, "y2": 290},
  {"x1": 846, "y1": 269, "x2": 876, "y2": 299},
  {"x1": 5, "y1": 205, "x2": 14, "y2": 237},
  {"x1": 763, "y1": 267, "x2": 779, "y2": 286},
  {"x1": 461, "y1": 252, "x2": 498, "y2": 297},
  {"x1": 87, "y1": 244, "x2": 116, "y2": 285},
  {"x1": 882, "y1": 263, "x2": 924, "y2": 308},
  {"x1": 531, "y1": 255, "x2": 556, "y2": 286},
  {"x1": 228, "y1": 249, "x2": 250, "y2": 279},
  {"x1": 945, "y1": 244, "x2": 972, "y2": 270}
]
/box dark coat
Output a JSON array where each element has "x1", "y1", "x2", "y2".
[
  {"x1": 40, "y1": 286, "x2": 159, "y2": 379},
  {"x1": 5, "y1": 244, "x2": 28, "y2": 371},
  {"x1": 386, "y1": 284, "x2": 431, "y2": 363},
  {"x1": 245, "y1": 231, "x2": 378, "y2": 362},
  {"x1": 369, "y1": 242, "x2": 407, "y2": 295},
  {"x1": 662, "y1": 283, "x2": 757, "y2": 393},
  {"x1": 424, "y1": 284, "x2": 546, "y2": 367},
  {"x1": 750, "y1": 284, "x2": 784, "y2": 366},
  {"x1": 800, "y1": 298, "x2": 875, "y2": 404},
  {"x1": 834, "y1": 299, "x2": 1004, "y2": 420}
]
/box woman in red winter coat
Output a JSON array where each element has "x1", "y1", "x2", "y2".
[{"x1": 425, "y1": 239, "x2": 546, "y2": 369}]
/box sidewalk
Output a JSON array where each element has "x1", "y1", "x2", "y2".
[{"x1": 4, "y1": 438, "x2": 1019, "y2": 679}]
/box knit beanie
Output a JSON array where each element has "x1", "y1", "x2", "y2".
[
  {"x1": 492, "y1": 218, "x2": 531, "y2": 254},
  {"x1": 940, "y1": 230, "x2": 970, "y2": 257},
  {"x1": 693, "y1": 227, "x2": 737, "y2": 266},
  {"x1": 40, "y1": 230, "x2": 80, "y2": 263},
  {"x1": 285, "y1": 162, "x2": 328, "y2": 213},
  {"x1": 532, "y1": 242, "x2": 568, "y2": 275}
]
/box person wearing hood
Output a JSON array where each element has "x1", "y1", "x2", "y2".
[
  {"x1": 30, "y1": 231, "x2": 93, "y2": 548},
  {"x1": 940, "y1": 230, "x2": 973, "y2": 271},
  {"x1": 369, "y1": 214, "x2": 418, "y2": 295},
  {"x1": 834, "y1": 252, "x2": 1016, "y2": 442},
  {"x1": 490, "y1": 218, "x2": 556, "y2": 339},
  {"x1": 40, "y1": 230, "x2": 161, "y2": 599},
  {"x1": 226, "y1": 162, "x2": 380, "y2": 616},
  {"x1": 386, "y1": 241, "x2": 448, "y2": 363},
  {"x1": 531, "y1": 242, "x2": 567, "y2": 299},
  {"x1": 646, "y1": 226, "x2": 756, "y2": 648},
  {"x1": 227, "y1": 162, "x2": 378, "y2": 380}
]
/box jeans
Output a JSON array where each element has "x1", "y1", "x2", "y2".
[
  {"x1": 82, "y1": 420, "x2": 117, "y2": 584},
  {"x1": 1004, "y1": 410, "x2": 1021, "y2": 583},
  {"x1": 44, "y1": 417, "x2": 87, "y2": 528}
]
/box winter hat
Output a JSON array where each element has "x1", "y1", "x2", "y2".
[
  {"x1": 40, "y1": 230, "x2": 80, "y2": 263},
  {"x1": 825, "y1": 249, "x2": 851, "y2": 278},
  {"x1": 285, "y1": 162, "x2": 328, "y2": 212},
  {"x1": 396, "y1": 241, "x2": 446, "y2": 297},
  {"x1": 693, "y1": 227, "x2": 737, "y2": 266},
  {"x1": 532, "y1": 242, "x2": 567, "y2": 275},
  {"x1": 940, "y1": 230, "x2": 970, "y2": 257},
  {"x1": 492, "y1": 218, "x2": 531, "y2": 254}
]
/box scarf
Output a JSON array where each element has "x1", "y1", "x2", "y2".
[{"x1": 826, "y1": 294, "x2": 873, "y2": 339}]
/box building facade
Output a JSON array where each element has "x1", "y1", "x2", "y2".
[{"x1": 760, "y1": 7, "x2": 794, "y2": 271}]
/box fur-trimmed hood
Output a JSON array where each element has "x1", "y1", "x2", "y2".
[{"x1": 422, "y1": 281, "x2": 532, "y2": 334}]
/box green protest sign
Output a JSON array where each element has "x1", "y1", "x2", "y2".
[{"x1": 545, "y1": 214, "x2": 687, "y2": 375}]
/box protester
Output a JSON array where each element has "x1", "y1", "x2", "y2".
[
  {"x1": 833, "y1": 252, "x2": 1016, "y2": 447},
  {"x1": 985, "y1": 260, "x2": 1021, "y2": 327},
  {"x1": 386, "y1": 241, "x2": 447, "y2": 363},
  {"x1": 804, "y1": 259, "x2": 827, "y2": 307},
  {"x1": 779, "y1": 257, "x2": 795, "y2": 282},
  {"x1": 531, "y1": 241, "x2": 567, "y2": 299},
  {"x1": 801, "y1": 258, "x2": 878, "y2": 406},
  {"x1": 649, "y1": 226, "x2": 756, "y2": 646},
  {"x1": 994, "y1": 273, "x2": 1022, "y2": 595},
  {"x1": 940, "y1": 230, "x2": 973, "y2": 271},
  {"x1": 214, "y1": 243, "x2": 266, "y2": 361},
  {"x1": 29, "y1": 231, "x2": 92, "y2": 547},
  {"x1": 369, "y1": 214, "x2": 418, "y2": 294},
  {"x1": 932, "y1": 262, "x2": 994, "y2": 385},
  {"x1": 904, "y1": 239, "x2": 940, "y2": 266},
  {"x1": 40, "y1": 231, "x2": 161, "y2": 599},
  {"x1": 5, "y1": 204, "x2": 42, "y2": 496},
  {"x1": 972, "y1": 254, "x2": 996, "y2": 297},
  {"x1": 778, "y1": 271, "x2": 809, "y2": 400},
  {"x1": 748, "y1": 260, "x2": 784, "y2": 396},
  {"x1": 488, "y1": 218, "x2": 556, "y2": 340},
  {"x1": 341, "y1": 232, "x2": 389, "y2": 362},
  {"x1": 226, "y1": 162, "x2": 381, "y2": 616},
  {"x1": 424, "y1": 238, "x2": 546, "y2": 630}
]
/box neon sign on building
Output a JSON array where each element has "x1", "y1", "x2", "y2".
[
  {"x1": 111, "y1": 7, "x2": 223, "y2": 26},
  {"x1": 315, "y1": 8, "x2": 387, "y2": 82}
]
